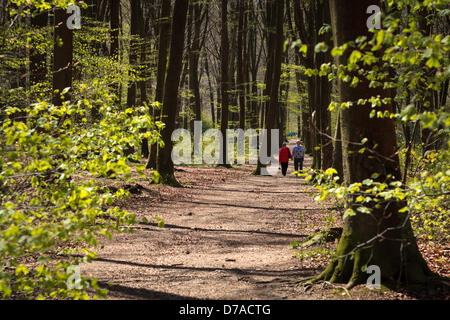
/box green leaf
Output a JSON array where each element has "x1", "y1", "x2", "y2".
[
  {"x1": 314, "y1": 42, "x2": 329, "y2": 53},
  {"x1": 343, "y1": 209, "x2": 356, "y2": 220},
  {"x1": 151, "y1": 171, "x2": 160, "y2": 184},
  {"x1": 349, "y1": 50, "x2": 362, "y2": 64},
  {"x1": 299, "y1": 44, "x2": 308, "y2": 57},
  {"x1": 15, "y1": 265, "x2": 29, "y2": 276}
]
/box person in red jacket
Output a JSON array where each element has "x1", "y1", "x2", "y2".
[{"x1": 279, "y1": 142, "x2": 292, "y2": 176}]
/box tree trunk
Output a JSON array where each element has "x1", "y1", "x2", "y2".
[
  {"x1": 126, "y1": 0, "x2": 140, "y2": 110},
  {"x1": 109, "y1": 0, "x2": 120, "y2": 99},
  {"x1": 255, "y1": 0, "x2": 284, "y2": 174},
  {"x1": 52, "y1": 8, "x2": 73, "y2": 106},
  {"x1": 138, "y1": 1, "x2": 150, "y2": 158},
  {"x1": 0, "y1": 0, "x2": 6, "y2": 25},
  {"x1": 147, "y1": 0, "x2": 171, "y2": 169},
  {"x1": 204, "y1": 52, "x2": 216, "y2": 125},
  {"x1": 292, "y1": 0, "x2": 314, "y2": 154},
  {"x1": 110, "y1": 0, "x2": 120, "y2": 59},
  {"x1": 317, "y1": 2, "x2": 333, "y2": 169},
  {"x1": 156, "y1": 0, "x2": 188, "y2": 186},
  {"x1": 188, "y1": 2, "x2": 202, "y2": 128},
  {"x1": 316, "y1": 0, "x2": 432, "y2": 288},
  {"x1": 220, "y1": 0, "x2": 231, "y2": 167},
  {"x1": 237, "y1": 0, "x2": 246, "y2": 130}
]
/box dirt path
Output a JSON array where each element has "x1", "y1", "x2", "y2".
[
  {"x1": 80, "y1": 150, "x2": 445, "y2": 300},
  {"x1": 80, "y1": 152, "x2": 340, "y2": 300}
]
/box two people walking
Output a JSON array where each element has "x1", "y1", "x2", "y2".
[{"x1": 278, "y1": 140, "x2": 305, "y2": 176}]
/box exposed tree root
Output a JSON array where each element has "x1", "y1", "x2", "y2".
[
  {"x1": 159, "y1": 173, "x2": 182, "y2": 187},
  {"x1": 311, "y1": 228, "x2": 437, "y2": 291}
]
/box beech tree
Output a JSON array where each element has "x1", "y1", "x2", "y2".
[
  {"x1": 314, "y1": 0, "x2": 433, "y2": 287},
  {"x1": 156, "y1": 0, "x2": 189, "y2": 186}
]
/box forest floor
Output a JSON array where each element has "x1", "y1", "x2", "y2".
[{"x1": 80, "y1": 144, "x2": 449, "y2": 300}]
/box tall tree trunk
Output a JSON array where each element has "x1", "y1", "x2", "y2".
[
  {"x1": 248, "y1": 0, "x2": 260, "y2": 129},
  {"x1": 110, "y1": 0, "x2": 120, "y2": 59},
  {"x1": 156, "y1": 0, "x2": 189, "y2": 186},
  {"x1": 109, "y1": 0, "x2": 120, "y2": 99},
  {"x1": 138, "y1": 1, "x2": 150, "y2": 158},
  {"x1": 318, "y1": 1, "x2": 333, "y2": 170},
  {"x1": 265, "y1": 0, "x2": 284, "y2": 137},
  {"x1": 316, "y1": 0, "x2": 432, "y2": 288},
  {"x1": 228, "y1": 15, "x2": 238, "y2": 126},
  {"x1": 255, "y1": 0, "x2": 284, "y2": 174},
  {"x1": 147, "y1": 0, "x2": 171, "y2": 169},
  {"x1": 204, "y1": 52, "x2": 216, "y2": 125},
  {"x1": 127, "y1": 0, "x2": 140, "y2": 110},
  {"x1": 279, "y1": 51, "x2": 289, "y2": 144},
  {"x1": 292, "y1": 0, "x2": 314, "y2": 154},
  {"x1": 52, "y1": 8, "x2": 73, "y2": 106},
  {"x1": 237, "y1": 0, "x2": 246, "y2": 129},
  {"x1": 220, "y1": 0, "x2": 231, "y2": 166},
  {"x1": 188, "y1": 2, "x2": 202, "y2": 128},
  {"x1": 0, "y1": 0, "x2": 7, "y2": 25}
]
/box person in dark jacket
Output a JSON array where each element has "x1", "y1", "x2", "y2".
[
  {"x1": 292, "y1": 140, "x2": 305, "y2": 172},
  {"x1": 278, "y1": 142, "x2": 292, "y2": 176}
]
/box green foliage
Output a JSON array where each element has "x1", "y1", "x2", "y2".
[
  {"x1": 292, "y1": 246, "x2": 336, "y2": 261},
  {"x1": 0, "y1": 2, "x2": 162, "y2": 299}
]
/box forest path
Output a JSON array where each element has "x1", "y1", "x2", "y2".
[{"x1": 81, "y1": 153, "x2": 332, "y2": 300}]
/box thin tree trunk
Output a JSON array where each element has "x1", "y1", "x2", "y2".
[
  {"x1": 255, "y1": 0, "x2": 284, "y2": 174},
  {"x1": 127, "y1": 0, "x2": 140, "y2": 110},
  {"x1": 188, "y1": 2, "x2": 202, "y2": 127},
  {"x1": 109, "y1": 0, "x2": 120, "y2": 99},
  {"x1": 147, "y1": 0, "x2": 171, "y2": 169},
  {"x1": 237, "y1": 0, "x2": 246, "y2": 129},
  {"x1": 156, "y1": 0, "x2": 189, "y2": 186},
  {"x1": 110, "y1": 0, "x2": 120, "y2": 59},
  {"x1": 220, "y1": 0, "x2": 231, "y2": 166},
  {"x1": 204, "y1": 52, "x2": 216, "y2": 125}
]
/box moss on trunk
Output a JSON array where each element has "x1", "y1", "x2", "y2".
[{"x1": 314, "y1": 212, "x2": 433, "y2": 289}]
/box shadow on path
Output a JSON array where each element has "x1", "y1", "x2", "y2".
[
  {"x1": 170, "y1": 199, "x2": 329, "y2": 212},
  {"x1": 97, "y1": 281, "x2": 198, "y2": 300},
  {"x1": 192, "y1": 185, "x2": 315, "y2": 194},
  {"x1": 137, "y1": 221, "x2": 307, "y2": 239},
  {"x1": 94, "y1": 257, "x2": 319, "y2": 278}
]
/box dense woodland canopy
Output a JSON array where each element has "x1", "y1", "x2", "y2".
[{"x1": 0, "y1": 0, "x2": 448, "y2": 299}]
